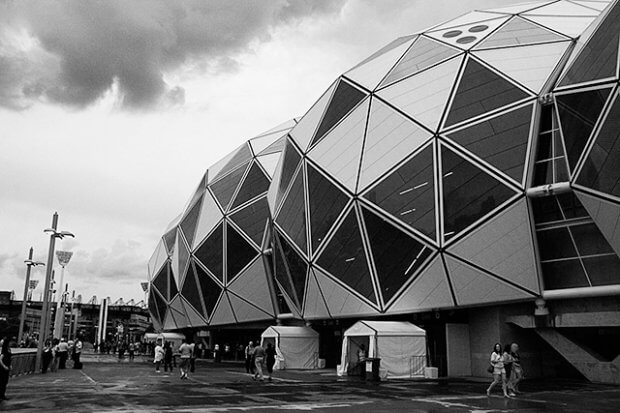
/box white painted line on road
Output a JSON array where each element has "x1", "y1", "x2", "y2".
[
  {"x1": 158, "y1": 400, "x2": 372, "y2": 412},
  {"x1": 80, "y1": 370, "x2": 97, "y2": 384},
  {"x1": 226, "y1": 371, "x2": 302, "y2": 383}
]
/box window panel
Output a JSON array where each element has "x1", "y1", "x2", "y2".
[
  {"x1": 275, "y1": 168, "x2": 307, "y2": 253},
  {"x1": 194, "y1": 222, "x2": 224, "y2": 282},
  {"x1": 231, "y1": 163, "x2": 270, "y2": 209},
  {"x1": 542, "y1": 259, "x2": 590, "y2": 289},
  {"x1": 537, "y1": 227, "x2": 578, "y2": 260}
]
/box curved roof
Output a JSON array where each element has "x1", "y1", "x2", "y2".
[{"x1": 344, "y1": 321, "x2": 426, "y2": 337}]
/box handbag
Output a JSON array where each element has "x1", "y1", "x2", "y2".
[{"x1": 487, "y1": 365, "x2": 494, "y2": 374}]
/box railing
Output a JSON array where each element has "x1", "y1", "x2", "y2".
[
  {"x1": 9, "y1": 349, "x2": 37, "y2": 377},
  {"x1": 409, "y1": 355, "x2": 427, "y2": 377}
]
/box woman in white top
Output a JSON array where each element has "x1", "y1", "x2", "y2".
[{"x1": 486, "y1": 343, "x2": 509, "y2": 397}]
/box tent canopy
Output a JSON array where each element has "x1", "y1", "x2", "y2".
[
  {"x1": 344, "y1": 321, "x2": 426, "y2": 337},
  {"x1": 262, "y1": 326, "x2": 319, "y2": 339}
]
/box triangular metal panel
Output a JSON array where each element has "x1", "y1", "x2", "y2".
[
  {"x1": 274, "y1": 166, "x2": 308, "y2": 255},
  {"x1": 481, "y1": 1, "x2": 556, "y2": 15},
  {"x1": 208, "y1": 293, "x2": 236, "y2": 326},
  {"x1": 313, "y1": 266, "x2": 380, "y2": 317},
  {"x1": 163, "y1": 227, "x2": 176, "y2": 255},
  {"x1": 358, "y1": 98, "x2": 433, "y2": 191},
  {"x1": 426, "y1": 17, "x2": 510, "y2": 51},
  {"x1": 163, "y1": 309, "x2": 178, "y2": 331},
  {"x1": 175, "y1": 231, "x2": 191, "y2": 287},
  {"x1": 303, "y1": 269, "x2": 332, "y2": 319},
  {"x1": 259, "y1": 135, "x2": 287, "y2": 156},
  {"x1": 474, "y1": 41, "x2": 571, "y2": 93},
  {"x1": 267, "y1": 150, "x2": 285, "y2": 215},
  {"x1": 523, "y1": 15, "x2": 596, "y2": 38},
  {"x1": 192, "y1": 191, "x2": 224, "y2": 251},
  {"x1": 448, "y1": 198, "x2": 540, "y2": 294},
  {"x1": 569, "y1": 1, "x2": 610, "y2": 12},
  {"x1": 379, "y1": 36, "x2": 460, "y2": 89},
  {"x1": 475, "y1": 16, "x2": 568, "y2": 49},
  {"x1": 230, "y1": 162, "x2": 270, "y2": 210},
  {"x1": 255, "y1": 119, "x2": 297, "y2": 138},
  {"x1": 575, "y1": 190, "x2": 620, "y2": 257},
  {"x1": 387, "y1": 254, "x2": 455, "y2": 313},
  {"x1": 523, "y1": 1, "x2": 599, "y2": 16},
  {"x1": 209, "y1": 162, "x2": 249, "y2": 212},
  {"x1": 228, "y1": 256, "x2": 275, "y2": 316},
  {"x1": 179, "y1": 193, "x2": 203, "y2": 247},
  {"x1": 290, "y1": 81, "x2": 338, "y2": 151},
  {"x1": 256, "y1": 153, "x2": 281, "y2": 179},
  {"x1": 429, "y1": 11, "x2": 506, "y2": 31},
  {"x1": 228, "y1": 292, "x2": 273, "y2": 323},
  {"x1": 345, "y1": 36, "x2": 416, "y2": 91},
  {"x1": 170, "y1": 296, "x2": 190, "y2": 328},
  {"x1": 250, "y1": 130, "x2": 287, "y2": 155},
  {"x1": 213, "y1": 143, "x2": 253, "y2": 182},
  {"x1": 444, "y1": 255, "x2": 535, "y2": 306},
  {"x1": 377, "y1": 55, "x2": 463, "y2": 131},
  {"x1": 149, "y1": 239, "x2": 168, "y2": 279},
  {"x1": 309, "y1": 98, "x2": 370, "y2": 192},
  {"x1": 181, "y1": 297, "x2": 208, "y2": 327}
]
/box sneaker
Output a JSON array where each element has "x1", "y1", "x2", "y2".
[
  {"x1": 509, "y1": 392, "x2": 516, "y2": 397},
  {"x1": 486, "y1": 389, "x2": 490, "y2": 396}
]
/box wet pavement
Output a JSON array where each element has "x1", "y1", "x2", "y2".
[{"x1": 2, "y1": 354, "x2": 619, "y2": 412}]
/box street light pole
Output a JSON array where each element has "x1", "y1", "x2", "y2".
[
  {"x1": 36, "y1": 212, "x2": 58, "y2": 372},
  {"x1": 18, "y1": 248, "x2": 45, "y2": 343}
]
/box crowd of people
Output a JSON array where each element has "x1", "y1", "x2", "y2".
[
  {"x1": 41, "y1": 336, "x2": 83, "y2": 372},
  {"x1": 243, "y1": 340, "x2": 276, "y2": 382},
  {"x1": 487, "y1": 342, "x2": 524, "y2": 398}
]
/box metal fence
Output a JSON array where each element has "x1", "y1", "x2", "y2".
[
  {"x1": 409, "y1": 355, "x2": 427, "y2": 377},
  {"x1": 9, "y1": 349, "x2": 37, "y2": 377}
]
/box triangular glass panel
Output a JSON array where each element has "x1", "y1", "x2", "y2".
[
  {"x1": 448, "y1": 199, "x2": 540, "y2": 293},
  {"x1": 170, "y1": 296, "x2": 188, "y2": 326},
  {"x1": 388, "y1": 254, "x2": 454, "y2": 312},
  {"x1": 476, "y1": 16, "x2": 567, "y2": 49},
  {"x1": 231, "y1": 162, "x2": 270, "y2": 210},
  {"x1": 195, "y1": 222, "x2": 224, "y2": 282},
  {"x1": 228, "y1": 257, "x2": 274, "y2": 316},
  {"x1": 556, "y1": 87, "x2": 611, "y2": 171},
  {"x1": 209, "y1": 293, "x2": 236, "y2": 325},
  {"x1": 441, "y1": 145, "x2": 517, "y2": 240},
  {"x1": 256, "y1": 153, "x2": 281, "y2": 178},
  {"x1": 256, "y1": 118, "x2": 297, "y2": 138},
  {"x1": 148, "y1": 289, "x2": 161, "y2": 323},
  {"x1": 345, "y1": 36, "x2": 416, "y2": 91},
  {"x1": 195, "y1": 262, "x2": 222, "y2": 319},
  {"x1": 213, "y1": 143, "x2": 253, "y2": 181},
  {"x1": 259, "y1": 134, "x2": 287, "y2": 156},
  {"x1": 310, "y1": 79, "x2": 367, "y2": 148},
  {"x1": 290, "y1": 82, "x2": 337, "y2": 151},
  {"x1": 275, "y1": 168, "x2": 308, "y2": 254},
  {"x1": 148, "y1": 239, "x2": 168, "y2": 279},
  {"x1": 575, "y1": 190, "x2": 620, "y2": 257},
  {"x1": 380, "y1": 37, "x2": 460, "y2": 88},
  {"x1": 276, "y1": 231, "x2": 308, "y2": 308},
  {"x1": 273, "y1": 234, "x2": 298, "y2": 309},
  {"x1": 577, "y1": 92, "x2": 620, "y2": 198},
  {"x1": 303, "y1": 270, "x2": 332, "y2": 319},
  {"x1": 231, "y1": 197, "x2": 270, "y2": 247},
  {"x1": 192, "y1": 192, "x2": 223, "y2": 251},
  {"x1": 446, "y1": 104, "x2": 534, "y2": 183},
  {"x1": 309, "y1": 98, "x2": 369, "y2": 192},
  {"x1": 444, "y1": 58, "x2": 530, "y2": 128},
  {"x1": 228, "y1": 293, "x2": 273, "y2": 323},
  {"x1": 358, "y1": 99, "x2": 432, "y2": 191},
  {"x1": 210, "y1": 162, "x2": 248, "y2": 211},
  {"x1": 176, "y1": 233, "x2": 190, "y2": 285},
  {"x1": 163, "y1": 310, "x2": 177, "y2": 330},
  {"x1": 275, "y1": 139, "x2": 302, "y2": 209},
  {"x1": 181, "y1": 297, "x2": 207, "y2": 327},
  {"x1": 362, "y1": 206, "x2": 433, "y2": 304},
  {"x1": 153, "y1": 288, "x2": 167, "y2": 325},
  {"x1": 307, "y1": 164, "x2": 350, "y2": 255},
  {"x1": 163, "y1": 228, "x2": 176, "y2": 255},
  {"x1": 179, "y1": 194, "x2": 203, "y2": 252},
  {"x1": 364, "y1": 144, "x2": 436, "y2": 240},
  {"x1": 152, "y1": 265, "x2": 168, "y2": 300},
  {"x1": 474, "y1": 41, "x2": 570, "y2": 93},
  {"x1": 181, "y1": 262, "x2": 205, "y2": 318},
  {"x1": 313, "y1": 266, "x2": 379, "y2": 316},
  {"x1": 444, "y1": 255, "x2": 534, "y2": 306},
  {"x1": 226, "y1": 222, "x2": 259, "y2": 283},
  {"x1": 316, "y1": 208, "x2": 376, "y2": 303},
  {"x1": 376, "y1": 55, "x2": 463, "y2": 131},
  {"x1": 169, "y1": 269, "x2": 179, "y2": 300},
  {"x1": 524, "y1": 1, "x2": 599, "y2": 16}
]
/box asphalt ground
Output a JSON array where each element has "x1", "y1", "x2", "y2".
[{"x1": 2, "y1": 354, "x2": 619, "y2": 412}]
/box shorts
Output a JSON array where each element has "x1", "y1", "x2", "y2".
[{"x1": 180, "y1": 358, "x2": 190, "y2": 369}]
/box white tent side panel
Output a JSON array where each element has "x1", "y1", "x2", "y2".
[
  {"x1": 261, "y1": 326, "x2": 319, "y2": 370},
  {"x1": 377, "y1": 335, "x2": 426, "y2": 378}
]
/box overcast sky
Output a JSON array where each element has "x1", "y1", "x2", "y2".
[{"x1": 0, "y1": 0, "x2": 522, "y2": 303}]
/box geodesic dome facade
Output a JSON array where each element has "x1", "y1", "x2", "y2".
[
  {"x1": 147, "y1": 119, "x2": 296, "y2": 330},
  {"x1": 268, "y1": 0, "x2": 620, "y2": 320}
]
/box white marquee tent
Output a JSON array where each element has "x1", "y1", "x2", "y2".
[
  {"x1": 338, "y1": 321, "x2": 427, "y2": 379},
  {"x1": 261, "y1": 326, "x2": 319, "y2": 370}
]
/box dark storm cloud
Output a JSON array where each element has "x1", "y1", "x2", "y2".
[{"x1": 0, "y1": 0, "x2": 345, "y2": 110}]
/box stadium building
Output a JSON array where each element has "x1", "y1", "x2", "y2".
[{"x1": 148, "y1": 0, "x2": 620, "y2": 383}]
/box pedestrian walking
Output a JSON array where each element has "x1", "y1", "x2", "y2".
[
  {"x1": 486, "y1": 343, "x2": 509, "y2": 398},
  {"x1": 164, "y1": 342, "x2": 174, "y2": 372},
  {"x1": 154, "y1": 340, "x2": 164, "y2": 373},
  {"x1": 265, "y1": 343, "x2": 276, "y2": 382},
  {"x1": 189, "y1": 342, "x2": 196, "y2": 373},
  {"x1": 0, "y1": 337, "x2": 12, "y2": 401},
  {"x1": 73, "y1": 336, "x2": 83, "y2": 369},
  {"x1": 178, "y1": 339, "x2": 192, "y2": 379},
  {"x1": 502, "y1": 344, "x2": 516, "y2": 396},
  {"x1": 128, "y1": 342, "x2": 135, "y2": 362},
  {"x1": 42, "y1": 340, "x2": 54, "y2": 373},
  {"x1": 253, "y1": 342, "x2": 266, "y2": 381},
  {"x1": 245, "y1": 341, "x2": 255, "y2": 374},
  {"x1": 510, "y1": 343, "x2": 524, "y2": 393},
  {"x1": 50, "y1": 338, "x2": 60, "y2": 372},
  {"x1": 57, "y1": 338, "x2": 69, "y2": 369}
]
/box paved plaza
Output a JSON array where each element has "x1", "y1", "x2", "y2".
[{"x1": 2, "y1": 355, "x2": 619, "y2": 412}]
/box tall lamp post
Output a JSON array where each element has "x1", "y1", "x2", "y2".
[
  {"x1": 35, "y1": 212, "x2": 74, "y2": 372},
  {"x1": 18, "y1": 248, "x2": 45, "y2": 343},
  {"x1": 53, "y1": 251, "x2": 73, "y2": 340}
]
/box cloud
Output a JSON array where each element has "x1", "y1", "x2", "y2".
[
  {"x1": 67, "y1": 239, "x2": 146, "y2": 283},
  {"x1": 0, "y1": 0, "x2": 345, "y2": 110}
]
